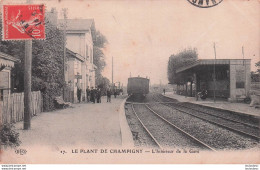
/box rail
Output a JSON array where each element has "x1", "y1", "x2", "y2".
[
  {"x1": 162, "y1": 102, "x2": 260, "y2": 140},
  {"x1": 131, "y1": 104, "x2": 163, "y2": 149},
  {"x1": 144, "y1": 104, "x2": 217, "y2": 151},
  {"x1": 153, "y1": 94, "x2": 260, "y2": 140}
]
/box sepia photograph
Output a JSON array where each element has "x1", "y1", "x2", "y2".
[{"x1": 0, "y1": 0, "x2": 259, "y2": 167}]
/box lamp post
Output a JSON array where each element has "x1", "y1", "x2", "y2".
[
  {"x1": 213, "y1": 43, "x2": 217, "y2": 103},
  {"x1": 112, "y1": 56, "x2": 114, "y2": 87}
]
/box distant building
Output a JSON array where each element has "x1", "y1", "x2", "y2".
[
  {"x1": 175, "y1": 59, "x2": 251, "y2": 101},
  {"x1": 0, "y1": 52, "x2": 19, "y2": 100},
  {"x1": 58, "y1": 19, "x2": 96, "y2": 102}
]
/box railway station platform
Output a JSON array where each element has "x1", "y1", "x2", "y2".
[
  {"x1": 163, "y1": 92, "x2": 260, "y2": 118},
  {"x1": 1, "y1": 95, "x2": 134, "y2": 164}
]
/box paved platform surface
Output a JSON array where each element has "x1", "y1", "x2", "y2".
[
  {"x1": 164, "y1": 92, "x2": 260, "y2": 118},
  {"x1": 1, "y1": 95, "x2": 134, "y2": 163}
]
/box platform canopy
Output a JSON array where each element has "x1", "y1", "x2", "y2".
[
  {"x1": 176, "y1": 59, "x2": 251, "y2": 74},
  {"x1": 176, "y1": 59, "x2": 233, "y2": 73},
  {"x1": 175, "y1": 59, "x2": 251, "y2": 100},
  {"x1": 0, "y1": 52, "x2": 20, "y2": 68}
]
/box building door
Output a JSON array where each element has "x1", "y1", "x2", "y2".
[{"x1": 86, "y1": 75, "x2": 89, "y2": 88}]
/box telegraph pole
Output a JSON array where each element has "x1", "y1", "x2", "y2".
[
  {"x1": 242, "y1": 46, "x2": 247, "y2": 97},
  {"x1": 213, "y1": 43, "x2": 217, "y2": 103},
  {"x1": 24, "y1": 0, "x2": 32, "y2": 130},
  {"x1": 112, "y1": 56, "x2": 114, "y2": 87},
  {"x1": 242, "y1": 46, "x2": 244, "y2": 65}
]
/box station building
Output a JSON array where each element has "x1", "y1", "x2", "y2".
[
  {"x1": 176, "y1": 59, "x2": 251, "y2": 102},
  {"x1": 46, "y1": 8, "x2": 97, "y2": 103},
  {"x1": 58, "y1": 19, "x2": 97, "y2": 103}
]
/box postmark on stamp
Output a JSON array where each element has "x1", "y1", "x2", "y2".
[
  {"x1": 187, "y1": 0, "x2": 223, "y2": 8},
  {"x1": 2, "y1": 4, "x2": 45, "y2": 40}
]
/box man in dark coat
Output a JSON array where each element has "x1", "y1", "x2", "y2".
[
  {"x1": 77, "y1": 86, "x2": 82, "y2": 103},
  {"x1": 96, "y1": 88, "x2": 102, "y2": 103},
  {"x1": 86, "y1": 86, "x2": 90, "y2": 102},
  {"x1": 107, "y1": 87, "x2": 111, "y2": 103},
  {"x1": 114, "y1": 89, "x2": 117, "y2": 98},
  {"x1": 90, "y1": 87, "x2": 96, "y2": 104}
]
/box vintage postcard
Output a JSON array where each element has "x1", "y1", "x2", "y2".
[{"x1": 0, "y1": 0, "x2": 259, "y2": 166}]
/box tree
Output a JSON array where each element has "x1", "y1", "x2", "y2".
[
  {"x1": 251, "y1": 61, "x2": 260, "y2": 82},
  {"x1": 93, "y1": 30, "x2": 109, "y2": 87},
  {"x1": 97, "y1": 77, "x2": 110, "y2": 95},
  {"x1": 167, "y1": 48, "x2": 198, "y2": 85},
  {"x1": 255, "y1": 61, "x2": 260, "y2": 74},
  {"x1": 93, "y1": 30, "x2": 107, "y2": 48}
]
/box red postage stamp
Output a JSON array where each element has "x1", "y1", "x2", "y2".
[{"x1": 2, "y1": 4, "x2": 45, "y2": 40}]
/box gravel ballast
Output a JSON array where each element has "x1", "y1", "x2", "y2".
[
  {"x1": 148, "y1": 103, "x2": 259, "y2": 150},
  {"x1": 125, "y1": 93, "x2": 260, "y2": 150},
  {"x1": 124, "y1": 103, "x2": 158, "y2": 148},
  {"x1": 133, "y1": 104, "x2": 206, "y2": 150}
]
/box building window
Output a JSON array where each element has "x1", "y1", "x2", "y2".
[
  {"x1": 90, "y1": 48, "x2": 93, "y2": 63},
  {"x1": 236, "y1": 82, "x2": 245, "y2": 88},
  {"x1": 74, "y1": 61, "x2": 78, "y2": 69},
  {"x1": 236, "y1": 69, "x2": 245, "y2": 89},
  {"x1": 78, "y1": 61, "x2": 81, "y2": 71},
  {"x1": 86, "y1": 44, "x2": 89, "y2": 60},
  {"x1": 65, "y1": 63, "x2": 68, "y2": 71},
  {"x1": 0, "y1": 89, "x2": 3, "y2": 101}
]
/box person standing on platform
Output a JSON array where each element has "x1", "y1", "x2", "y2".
[
  {"x1": 86, "y1": 86, "x2": 90, "y2": 102},
  {"x1": 90, "y1": 87, "x2": 95, "y2": 104},
  {"x1": 107, "y1": 87, "x2": 111, "y2": 103},
  {"x1": 114, "y1": 90, "x2": 117, "y2": 98},
  {"x1": 94, "y1": 86, "x2": 98, "y2": 103},
  {"x1": 96, "y1": 88, "x2": 102, "y2": 103},
  {"x1": 163, "y1": 89, "x2": 166, "y2": 95},
  {"x1": 77, "y1": 86, "x2": 82, "y2": 103}
]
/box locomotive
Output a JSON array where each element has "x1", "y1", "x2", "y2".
[{"x1": 127, "y1": 76, "x2": 149, "y2": 96}]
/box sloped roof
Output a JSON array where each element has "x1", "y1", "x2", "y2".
[
  {"x1": 176, "y1": 59, "x2": 251, "y2": 73},
  {"x1": 0, "y1": 52, "x2": 19, "y2": 62},
  {"x1": 66, "y1": 48, "x2": 84, "y2": 62},
  {"x1": 0, "y1": 52, "x2": 20, "y2": 68},
  {"x1": 58, "y1": 19, "x2": 94, "y2": 31}
]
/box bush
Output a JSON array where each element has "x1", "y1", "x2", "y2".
[{"x1": 0, "y1": 124, "x2": 21, "y2": 148}]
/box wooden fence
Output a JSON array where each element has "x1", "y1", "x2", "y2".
[{"x1": 0, "y1": 91, "x2": 43, "y2": 124}]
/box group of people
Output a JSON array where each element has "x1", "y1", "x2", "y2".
[
  {"x1": 86, "y1": 86, "x2": 102, "y2": 104},
  {"x1": 76, "y1": 86, "x2": 116, "y2": 104}
]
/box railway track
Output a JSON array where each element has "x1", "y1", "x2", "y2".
[
  {"x1": 161, "y1": 94, "x2": 259, "y2": 126},
  {"x1": 131, "y1": 103, "x2": 216, "y2": 151},
  {"x1": 177, "y1": 102, "x2": 259, "y2": 129},
  {"x1": 130, "y1": 104, "x2": 162, "y2": 149},
  {"x1": 152, "y1": 94, "x2": 260, "y2": 141}
]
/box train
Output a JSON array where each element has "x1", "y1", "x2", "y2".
[{"x1": 127, "y1": 77, "x2": 150, "y2": 96}]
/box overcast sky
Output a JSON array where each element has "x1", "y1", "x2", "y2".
[{"x1": 2, "y1": 0, "x2": 259, "y2": 85}]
